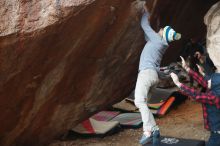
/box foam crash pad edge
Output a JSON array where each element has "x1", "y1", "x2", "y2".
[
  {"x1": 112, "y1": 99, "x2": 138, "y2": 112},
  {"x1": 144, "y1": 136, "x2": 205, "y2": 146},
  {"x1": 72, "y1": 118, "x2": 120, "y2": 135},
  {"x1": 110, "y1": 113, "x2": 142, "y2": 128},
  {"x1": 157, "y1": 96, "x2": 175, "y2": 116},
  {"x1": 91, "y1": 111, "x2": 120, "y2": 121}
]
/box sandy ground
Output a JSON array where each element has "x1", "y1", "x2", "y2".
[{"x1": 50, "y1": 99, "x2": 209, "y2": 146}]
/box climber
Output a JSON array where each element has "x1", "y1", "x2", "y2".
[
  {"x1": 170, "y1": 56, "x2": 220, "y2": 146},
  {"x1": 134, "y1": 2, "x2": 181, "y2": 146}
]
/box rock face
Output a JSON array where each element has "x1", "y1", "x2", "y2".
[
  {"x1": 0, "y1": 0, "x2": 219, "y2": 146},
  {"x1": 0, "y1": 0, "x2": 144, "y2": 146},
  {"x1": 204, "y1": 1, "x2": 220, "y2": 72}
]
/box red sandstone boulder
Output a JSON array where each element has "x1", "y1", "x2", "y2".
[
  {"x1": 0, "y1": 0, "x2": 219, "y2": 146},
  {"x1": 0, "y1": 0, "x2": 144, "y2": 146}
]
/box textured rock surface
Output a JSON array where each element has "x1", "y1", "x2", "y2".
[
  {"x1": 204, "y1": 1, "x2": 220, "y2": 72},
  {"x1": 0, "y1": 0, "x2": 144, "y2": 146},
  {"x1": 0, "y1": 0, "x2": 219, "y2": 146}
]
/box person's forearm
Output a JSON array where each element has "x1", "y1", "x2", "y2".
[
  {"x1": 143, "y1": 3, "x2": 148, "y2": 13},
  {"x1": 143, "y1": 6, "x2": 150, "y2": 19},
  {"x1": 179, "y1": 84, "x2": 218, "y2": 105},
  {"x1": 173, "y1": 80, "x2": 182, "y2": 88},
  {"x1": 143, "y1": 2, "x2": 151, "y2": 20},
  {"x1": 188, "y1": 69, "x2": 208, "y2": 88},
  {"x1": 141, "y1": 12, "x2": 156, "y2": 41}
]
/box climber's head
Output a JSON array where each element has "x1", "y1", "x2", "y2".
[{"x1": 161, "y1": 26, "x2": 181, "y2": 43}]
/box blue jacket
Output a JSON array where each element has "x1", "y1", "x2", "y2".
[{"x1": 207, "y1": 73, "x2": 220, "y2": 131}]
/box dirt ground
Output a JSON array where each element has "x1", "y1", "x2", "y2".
[{"x1": 50, "y1": 99, "x2": 209, "y2": 146}]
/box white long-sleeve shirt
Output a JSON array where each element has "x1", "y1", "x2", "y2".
[{"x1": 139, "y1": 12, "x2": 168, "y2": 71}]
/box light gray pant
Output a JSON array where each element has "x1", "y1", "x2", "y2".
[{"x1": 134, "y1": 69, "x2": 159, "y2": 132}]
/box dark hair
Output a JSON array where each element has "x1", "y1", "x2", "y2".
[{"x1": 192, "y1": 43, "x2": 204, "y2": 54}]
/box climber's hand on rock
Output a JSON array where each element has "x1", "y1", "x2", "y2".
[{"x1": 143, "y1": 1, "x2": 148, "y2": 12}]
